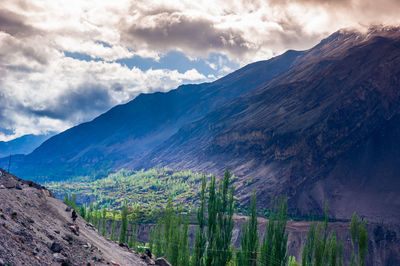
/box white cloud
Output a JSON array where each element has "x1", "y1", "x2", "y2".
[{"x1": 1, "y1": 0, "x2": 400, "y2": 140}]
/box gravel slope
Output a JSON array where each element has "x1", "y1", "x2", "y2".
[{"x1": 0, "y1": 168, "x2": 149, "y2": 266}]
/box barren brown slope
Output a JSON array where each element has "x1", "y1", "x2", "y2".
[
  {"x1": 0, "y1": 169, "x2": 151, "y2": 266},
  {"x1": 136, "y1": 27, "x2": 400, "y2": 223}
]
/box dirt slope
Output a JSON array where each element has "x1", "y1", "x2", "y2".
[{"x1": 0, "y1": 168, "x2": 151, "y2": 266}]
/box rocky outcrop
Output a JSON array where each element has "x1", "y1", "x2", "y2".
[{"x1": 0, "y1": 168, "x2": 158, "y2": 265}]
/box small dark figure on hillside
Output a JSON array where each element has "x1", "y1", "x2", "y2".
[
  {"x1": 145, "y1": 248, "x2": 152, "y2": 258},
  {"x1": 71, "y1": 210, "x2": 77, "y2": 222}
]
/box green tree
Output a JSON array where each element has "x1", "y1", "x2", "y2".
[
  {"x1": 178, "y1": 213, "x2": 190, "y2": 266},
  {"x1": 206, "y1": 176, "x2": 217, "y2": 266},
  {"x1": 192, "y1": 176, "x2": 207, "y2": 266},
  {"x1": 119, "y1": 203, "x2": 129, "y2": 243},
  {"x1": 164, "y1": 198, "x2": 174, "y2": 257},
  {"x1": 237, "y1": 190, "x2": 258, "y2": 266},
  {"x1": 328, "y1": 231, "x2": 337, "y2": 266},
  {"x1": 167, "y1": 214, "x2": 180, "y2": 265},
  {"x1": 63, "y1": 194, "x2": 70, "y2": 206},
  {"x1": 71, "y1": 194, "x2": 77, "y2": 210},
  {"x1": 111, "y1": 209, "x2": 117, "y2": 241},
  {"x1": 288, "y1": 256, "x2": 300, "y2": 266},
  {"x1": 214, "y1": 168, "x2": 235, "y2": 266},
  {"x1": 260, "y1": 211, "x2": 275, "y2": 266},
  {"x1": 260, "y1": 198, "x2": 288, "y2": 266},
  {"x1": 79, "y1": 204, "x2": 86, "y2": 220},
  {"x1": 301, "y1": 222, "x2": 315, "y2": 266},
  {"x1": 338, "y1": 239, "x2": 344, "y2": 266},
  {"x1": 101, "y1": 207, "x2": 107, "y2": 236}
]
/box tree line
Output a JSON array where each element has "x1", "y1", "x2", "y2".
[{"x1": 64, "y1": 168, "x2": 368, "y2": 266}]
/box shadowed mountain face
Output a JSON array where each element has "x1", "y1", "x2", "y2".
[
  {"x1": 135, "y1": 27, "x2": 400, "y2": 222},
  {"x1": 3, "y1": 49, "x2": 302, "y2": 180},
  {"x1": 0, "y1": 134, "x2": 53, "y2": 158},
  {"x1": 4, "y1": 27, "x2": 400, "y2": 222}
]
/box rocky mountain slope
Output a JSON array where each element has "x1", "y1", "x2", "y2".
[
  {"x1": 2, "y1": 49, "x2": 302, "y2": 181},
  {"x1": 135, "y1": 27, "x2": 400, "y2": 222},
  {"x1": 0, "y1": 168, "x2": 161, "y2": 265}
]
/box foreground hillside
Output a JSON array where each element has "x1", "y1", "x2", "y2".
[{"x1": 0, "y1": 168, "x2": 160, "y2": 265}]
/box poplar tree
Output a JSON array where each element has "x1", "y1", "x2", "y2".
[
  {"x1": 192, "y1": 176, "x2": 207, "y2": 266},
  {"x1": 237, "y1": 190, "x2": 258, "y2": 266},
  {"x1": 215, "y1": 168, "x2": 235, "y2": 266},
  {"x1": 328, "y1": 231, "x2": 337, "y2": 266},
  {"x1": 178, "y1": 213, "x2": 190, "y2": 266},
  {"x1": 102, "y1": 207, "x2": 107, "y2": 236},
  {"x1": 260, "y1": 198, "x2": 288, "y2": 266},
  {"x1": 111, "y1": 209, "x2": 117, "y2": 241},
  {"x1": 163, "y1": 198, "x2": 174, "y2": 256},
  {"x1": 153, "y1": 219, "x2": 163, "y2": 257},
  {"x1": 119, "y1": 203, "x2": 129, "y2": 243},
  {"x1": 206, "y1": 176, "x2": 217, "y2": 266}
]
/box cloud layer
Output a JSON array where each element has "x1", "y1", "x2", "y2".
[{"x1": 1, "y1": 0, "x2": 399, "y2": 141}]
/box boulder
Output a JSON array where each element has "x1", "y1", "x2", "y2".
[
  {"x1": 50, "y1": 241, "x2": 63, "y2": 253},
  {"x1": 15, "y1": 183, "x2": 22, "y2": 190},
  {"x1": 155, "y1": 258, "x2": 172, "y2": 266},
  {"x1": 53, "y1": 253, "x2": 67, "y2": 263},
  {"x1": 65, "y1": 207, "x2": 71, "y2": 212},
  {"x1": 68, "y1": 224, "x2": 79, "y2": 235}
]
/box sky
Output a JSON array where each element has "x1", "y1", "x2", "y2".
[{"x1": 1, "y1": 0, "x2": 400, "y2": 141}]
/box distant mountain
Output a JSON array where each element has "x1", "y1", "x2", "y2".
[
  {"x1": 6, "y1": 49, "x2": 303, "y2": 180},
  {"x1": 0, "y1": 134, "x2": 53, "y2": 158},
  {"x1": 136, "y1": 27, "x2": 400, "y2": 222}
]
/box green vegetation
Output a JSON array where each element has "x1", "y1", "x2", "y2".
[
  {"x1": 49, "y1": 168, "x2": 213, "y2": 222},
  {"x1": 60, "y1": 168, "x2": 368, "y2": 266}
]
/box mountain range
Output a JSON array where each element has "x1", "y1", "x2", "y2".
[
  {"x1": 0, "y1": 134, "x2": 53, "y2": 158},
  {"x1": 3, "y1": 26, "x2": 400, "y2": 222}
]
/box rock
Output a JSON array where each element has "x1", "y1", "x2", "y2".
[
  {"x1": 68, "y1": 224, "x2": 79, "y2": 235},
  {"x1": 110, "y1": 260, "x2": 120, "y2": 266},
  {"x1": 86, "y1": 222, "x2": 95, "y2": 228},
  {"x1": 15, "y1": 183, "x2": 22, "y2": 190},
  {"x1": 0, "y1": 185, "x2": 5, "y2": 189},
  {"x1": 0, "y1": 258, "x2": 5, "y2": 266},
  {"x1": 65, "y1": 206, "x2": 71, "y2": 212},
  {"x1": 50, "y1": 241, "x2": 63, "y2": 253},
  {"x1": 119, "y1": 242, "x2": 129, "y2": 248},
  {"x1": 53, "y1": 253, "x2": 66, "y2": 263},
  {"x1": 155, "y1": 258, "x2": 172, "y2": 266},
  {"x1": 54, "y1": 229, "x2": 60, "y2": 234}
]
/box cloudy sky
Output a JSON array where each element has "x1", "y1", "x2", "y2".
[{"x1": 0, "y1": 0, "x2": 399, "y2": 141}]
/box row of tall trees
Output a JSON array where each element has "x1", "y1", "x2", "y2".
[{"x1": 64, "y1": 168, "x2": 369, "y2": 266}]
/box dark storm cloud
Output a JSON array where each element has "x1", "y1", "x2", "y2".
[
  {"x1": 0, "y1": 8, "x2": 40, "y2": 38},
  {"x1": 123, "y1": 13, "x2": 253, "y2": 56},
  {"x1": 27, "y1": 84, "x2": 115, "y2": 121}
]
